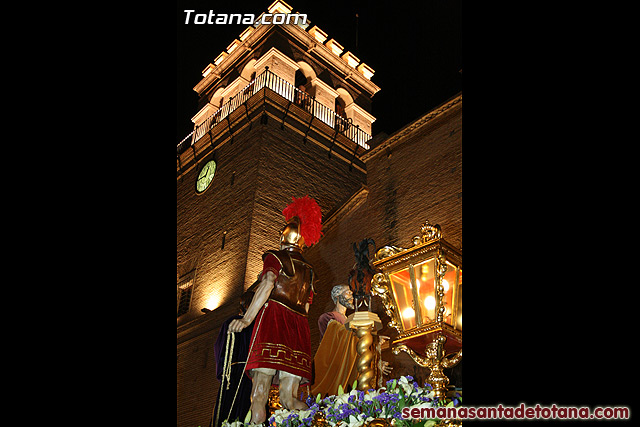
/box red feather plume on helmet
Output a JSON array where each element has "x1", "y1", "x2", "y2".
[{"x1": 282, "y1": 195, "x2": 323, "y2": 246}]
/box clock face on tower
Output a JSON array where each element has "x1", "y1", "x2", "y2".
[{"x1": 195, "y1": 160, "x2": 217, "y2": 194}]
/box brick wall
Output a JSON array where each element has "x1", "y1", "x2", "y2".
[
  {"x1": 177, "y1": 127, "x2": 261, "y2": 325},
  {"x1": 242, "y1": 124, "x2": 367, "y2": 295},
  {"x1": 177, "y1": 328, "x2": 220, "y2": 427},
  {"x1": 364, "y1": 101, "x2": 462, "y2": 251}
]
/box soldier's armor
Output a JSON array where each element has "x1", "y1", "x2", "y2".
[{"x1": 263, "y1": 249, "x2": 314, "y2": 315}]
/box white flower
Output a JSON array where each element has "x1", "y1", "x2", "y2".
[
  {"x1": 397, "y1": 376, "x2": 415, "y2": 396},
  {"x1": 337, "y1": 414, "x2": 366, "y2": 427},
  {"x1": 298, "y1": 408, "x2": 313, "y2": 419},
  {"x1": 362, "y1": 389, "x2": 380, "y2": 402},
  {"x1": 270, "y1": 408, "x2": 288, "y2": 424},
  {"x1": 333, "y1": 388, "x2": 359, "y2": 406},
  {"x1": 334, "y1": 393, "x2": 350, "y2": 405}
]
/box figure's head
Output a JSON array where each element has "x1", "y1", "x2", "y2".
[
  {"x1": 331, "y1": 285, "x2": 354, "y2": 309},
  {"x1": 280, "y1": 216, "x2": 305, "y2": 252}
]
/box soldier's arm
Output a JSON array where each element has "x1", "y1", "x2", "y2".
[
  {"x1": 305, "y1": 289, "x2": 313, "y2": 314},
  {"x1": 228, "y1": 271, "x2": 276, "y2": 333}
]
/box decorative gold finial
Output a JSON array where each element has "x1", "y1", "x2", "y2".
[{"x1": 420, "y1": 220, "x2": 442, "y2": 243}]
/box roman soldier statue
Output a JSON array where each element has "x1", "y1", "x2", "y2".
[{"x1": 228, "y1": 195, "x2": 322, "y2": 425}]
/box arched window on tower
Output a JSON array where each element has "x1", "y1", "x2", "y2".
[
  {"x1": 294, "y1": 70, "x2": 311, "y2": 112},
  {"x1": 335, "y1": 97, "x2": 347, "y2": 132},
  {"x1": 295, "y1": 69, "x2": 307, "y2": 88}
]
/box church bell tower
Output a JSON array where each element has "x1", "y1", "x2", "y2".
[{"x1": 177, "y1": 0, "x2": 380, "y2": 326}]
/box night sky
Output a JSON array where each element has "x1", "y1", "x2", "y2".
[{"x1": 176, "y1": 0, "x2": 461, "y2": 145}]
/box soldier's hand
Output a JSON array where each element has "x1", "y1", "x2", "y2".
[
  {"x1": 228, "y1": 318, "x2": 250, "y2": 333},
  {"x1": 381, "y1": 360, "x2": 393, "y2": 376}
]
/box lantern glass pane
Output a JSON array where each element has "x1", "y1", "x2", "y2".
[
  {"x1": 414, "y1": 259, "x2": 436, "y2": 323},
  {"x1": 441, "y1": 261, "x2": 458, "y2": 326},
  {"x1": 388, "y1": 267, "x2": 417, "y2": 330},
  {"x1": 455, "y1": 267, "x2": 462, "y2": 330},
  {"x1": 412, "y1": 259, "x2": 458, "y2": 325}
]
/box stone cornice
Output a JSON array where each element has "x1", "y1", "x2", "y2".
[{"x1": 192, "y1": 21, "x2": 381, "y2": 98}]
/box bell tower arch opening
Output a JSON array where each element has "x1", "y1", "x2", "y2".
[
  {"x1": 334, "y1": 88, "x2": 353, "y2": 132},
  {"x1": 240, "y1": 58, "x2": 258, "y2": 82},
  {"x1": 295, "y1": 69, "x2": 308, "y2": 89},
  {"x1": 294, "y1": 62, "x2": 317, "y2": 111},
  {"x1": 209, "y1": 86, "x2": 226, "y2": 108},
  {"x1": 296, "y1": 61, "x2": 316, "y2": 85}
]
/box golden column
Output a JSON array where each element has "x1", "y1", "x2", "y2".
[{"x1": 346, "y1": 311, "x2": 382, "y2": 391}]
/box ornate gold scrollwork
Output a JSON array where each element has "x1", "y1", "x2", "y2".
[
  {"x1": 434, "y1": 252, "x2": 447, "y2": 323},
  {"x1": 366, "y1": 419, "x2": 391, "y2": 427},
  {"x1": 421, "y1": 220, "x2": 442, "y2": 243},
  {"x1": 393, "y1": 335, "x2": 462, "y2": 401},
  {"x1": 373, "y1": 245, "x2": 404, "y2": 262},
  {"x1": 268, "y1": 385, "x2": 281, "y2": 414},
  {"x1": 371, "y1": 273, "x2": 402, "y2": 333},
  {"x1": 312, "y1": 411, "x2": 329, "y2": 426}
]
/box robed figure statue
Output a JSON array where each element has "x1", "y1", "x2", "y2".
[{"x1": 211, "y1": 289, "x2": 258, "y2": 427}]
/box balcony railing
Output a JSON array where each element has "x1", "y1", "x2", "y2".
[{"x1": 177, "y1": 68, "x2": 372, "y2": 154}]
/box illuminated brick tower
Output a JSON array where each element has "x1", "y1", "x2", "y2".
[
  {"x1": 177, "y1": 2, "x2": 381, "y2": 424},
  {"x1": 177, "y1": 0, "x2": 379, "y2": 324},
  {"x1": 177, "y1": 2, "x2": 461, "y2": 426}
]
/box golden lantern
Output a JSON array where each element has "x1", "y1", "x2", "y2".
[{"x1": 372, "y1": 220, "x2": 462, "y2": 400}]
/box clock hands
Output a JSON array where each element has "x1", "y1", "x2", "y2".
[{"x1": 196, "y1": 161, "x2": 216, "y2": 193}]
